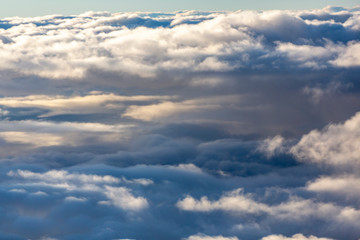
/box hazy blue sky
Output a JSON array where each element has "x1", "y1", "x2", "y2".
[{"x1": 0, "y1": 0, "x2": 359, "y2": 17}]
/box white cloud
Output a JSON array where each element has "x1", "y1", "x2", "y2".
[
  {"x1": 121, "y1": 176, "x2": 154, "y2": 186},
  {"x1": 102, "y1": 186, "x2": 148, "y2": 210},
  {"x1": 290, "y1": 111, "x2": 360, "y2": 166},
  {"x1": 123, "y1": 95, "x2": 239, "y2": 122},
  {"x1": 8, "y1": 169, "x2": 120, "y2": 184},
  {"x1": 0, "y1": 131, "x2": 64, "y2": 147},
  {"x1": 306, "y1": 175, "x2": 360, "y2": 198},
  {"x1": 330, "y1": 41, "x2": 360, "y2": 67},
  {"x1": 261, "y1": 233, "x2": 334, "y2": 240},
  {"x1": 177, "y1": 188, "x2": 270, "y2": 214},
  {"x1": 184, "y1": 234, "x2": 239, "y2": 240},
  {"x1": 9, "y1": 188, "x2": 27, "y2": 193},
  {"x1": 344, "y1": 13, "x2": 360, "y2": 31},
  {"x1": 8, "y1": 169, "x2": 150, "y2": 211},
  {"x1": 64, "y1": 196, "x2": 87, "y2": 202},
  {"x1": 257, "y1": 135, "x2": 285, "y2": 158},
  {"x1": 31, "y1": 191, "x2": 48, "y2": 196},
  {"x1": 0, "y1": 93, "x2": 172, "y2": 117},
  {"x1": 177, "y1": 188, "x2": 360, "y2": 224},
  {"x1": 167, "y1": 163, "x2": 203, "y2": 173},
  {"x1": 122, "y1": 100, "x2": 217, "y2": 121},
  {"x1": 275, "y1": 42, "x2": 335, "y2": 69},
  {"x1": 0, "y1": 7, "x2": 359, "y2": 239},
  {"x1": 0, "y1": 119, "x2": 135, "y2": 148},
  {"x1": 0, "y1": 9, "x2": 357, "y2": 80}
]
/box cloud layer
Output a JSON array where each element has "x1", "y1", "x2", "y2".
[{"x1": 0, "y1": 5, "x2": 359, "y2": 240}]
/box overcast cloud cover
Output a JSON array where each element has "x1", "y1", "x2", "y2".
[{"x1": 0, "y1": 5, "x2": 359, "y2": 240}]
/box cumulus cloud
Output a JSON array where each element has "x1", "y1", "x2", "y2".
[
  {"x1": 257, "y1": 135, "x2": 286, "y2": 158},
  {"x1": 331, "y1": 41, "x2": 360, "y2": 67},
  {"x1": 184, "y1": 234, "x2": 239, "y2": 240},
  {"x1": 177, "y1": 188, "x2": 270, "y2": 214},
  {"x1": 101, "y1": 186, "x2": 148, "y2": 210},
  {"x1": 177, "y1": 188, "x2": 360, "y2": 225},
  {"x1": 290, "y1": 111, "x2": 360, "y2": 166},
  {"x1": 0, "y1": 7, "x2": 359, "y2": 80},
  {"x1": 261, "y1": 233, "x2": 334, "y2": 240}
]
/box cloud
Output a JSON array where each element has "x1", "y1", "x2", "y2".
[
  {"x1": 261, "y1": 233, "x2": 334, "y2": 240},
  {"x1": 184, "y1": 234, "x2": 239, "y2": 240},
  {"x1": 64, "y1": 196, "x2": 87, "y2": 202},
  {"x1": 0, "y1": 7, "x2": 359, "y2": 80},
  {"x1": 177, "y1": 188, "x2": 270, "y2": 214},
  {"x1": 167, "y1": 163, "x2": 203, "y2": 173},
  {"x1": 0, "y1": 92, "x2": 173, "y2": 117},
  {"x1": 101, "y1": 186, "x2": 148, "y2": 210},
  {"x1": 123, "y1": 100, "x2": 217, "y2": 121},
  {"x1": 0, "y1": 6, "x2": 359, "y2": 240},
  {"x1": 257, "y1": 135, "x2": 286, "y2": 158},
  {"x1": 177, "y1": 188, "x2": 360, "y2": 225},
  {"x1": 0, "y1": 131, "x2": 64, "y2": 147},
  {"x1": 0, "y1": 119, "x2": 135, "y2": 151},
  {"x1": 330, "y1": 41, "x2": 360, "y2": 67},
  {"x1": 306, "y1": 175, "x2": 360, "y2": 199},
  {"x1": 7, "y1": 169, "x2": 150, "y2": 211},
  {"x1": 8, "y1": 169, "x2": 120, "y2": 184},
  {"x1": 290, "y1": 111, "x2": 360, "y2": 166},
  {"x1": 275, "y1": 41, "x2": 340, "y2": 69}
]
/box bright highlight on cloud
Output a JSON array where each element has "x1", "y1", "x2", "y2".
[{"x1": 0, "y1": 5, "x2": 359, "y2": 240}]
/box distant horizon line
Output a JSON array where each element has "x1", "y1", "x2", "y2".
[{"x1": 1, "y1": 4, "x2": 359, "y2": 19}]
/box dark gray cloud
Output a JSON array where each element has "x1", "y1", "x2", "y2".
[{"x1": 0, "y1": 6, "x2": 359, "y2": 240}]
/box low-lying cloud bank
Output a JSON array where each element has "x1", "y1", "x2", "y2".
[
  {"x1": 0, "y1": 6, "x2": 359, "y2": 240},
  {"x1": 0, "y1": 6, "x2": 359, "y2": 79}
]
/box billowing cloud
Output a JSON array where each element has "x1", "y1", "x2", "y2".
[
  {"x1": 330, "y1": 41, "x2": 360, "y2": 67},
  {"x1": 0, "y1": 7, "x2": 359, "y2": 80},
  {"x1": 177, "y1": 187, "x2": 360, "y2": 226},
  {"x1": 290, "y1": 111, "x2": 360, "y2": 166}
]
